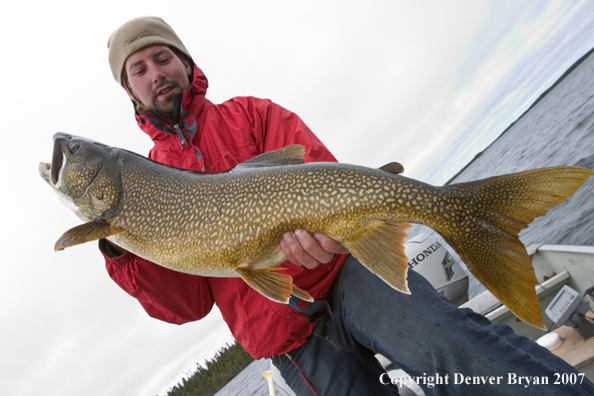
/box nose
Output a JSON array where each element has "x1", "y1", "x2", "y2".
[{"x1": 148, "y1": 64, "x2": 166, "y2": 84}]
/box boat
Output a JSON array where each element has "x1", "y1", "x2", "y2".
[{"x1": 264, "y1": 236, "x2": 594, "y2": 396}]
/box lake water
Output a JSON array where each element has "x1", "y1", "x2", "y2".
[
  {"x1": 411, "y1": 46, "x2": 594, "y2": 298},
  {"x1": 215, "y1": 48, "x2": 594, "y2": 396},
  {"x1": 215, "y1": 359, "x2": 272, "y2": 396}
]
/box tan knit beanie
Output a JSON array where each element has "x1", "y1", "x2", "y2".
[{"x1": 107, "y1": 16, "x2": 191, "y2": 85}]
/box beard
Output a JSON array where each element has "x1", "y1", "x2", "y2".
[
  {"x1": 148, "y1": 82, "x2": 184, "y2": 120},
  {"x1": 150, "y1": 96, "x2": 176, "y2": 119}
]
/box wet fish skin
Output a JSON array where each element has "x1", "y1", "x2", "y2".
[{"x1": 39, "y1": 133, "x2": 594, "y2": 328}]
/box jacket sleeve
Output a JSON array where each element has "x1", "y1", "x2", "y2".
[
  {"x1": 101, "y1": 97, "x2": 331, "y2": 325},
  {"x1": 100, "y1": 239, "x2": 215, "y2": 324}
]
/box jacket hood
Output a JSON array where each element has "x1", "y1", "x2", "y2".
[
  {"x1": 188, "y1": 63, "x2": 209, "y2": 97},
  {"x1": 134, "y1": 63, "x2": 209, "y2": 141}
]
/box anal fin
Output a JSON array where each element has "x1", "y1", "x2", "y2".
[
  {"x1": 55, "y1": 222, "x2": 126, "y2": 251},
  {"x1": 343, "y1": 220, "x2": 411, "y2": 294}
]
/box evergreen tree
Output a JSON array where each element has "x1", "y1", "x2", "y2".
[{"x1": 166, "y1": 340, "x2": 254, "y2": 396}]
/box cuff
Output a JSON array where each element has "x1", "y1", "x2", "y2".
[{"x1": 99, "y1": 238, "x2": 124, "y2": 259}]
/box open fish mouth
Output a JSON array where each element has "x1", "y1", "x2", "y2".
[
  {"x1": 50, "y1": 136, "x2": 66, "y2": 185},
  {"x1": 38, "y1": 162, "x2": 52, "y2": 183},
  {"x1": 38, "y1": 145, "x2": 63, "y2": 187},
  {"x1": 39, "y1": 133, "x2": 72, "y2": 186}
]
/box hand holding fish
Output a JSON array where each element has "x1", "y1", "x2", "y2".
[{"x1": 281, "y1": 229, "x2": 349, "y2": 269}]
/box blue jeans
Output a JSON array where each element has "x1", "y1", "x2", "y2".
[{"x1": 271, "y1": 255, "x2": 594, "y2": 395}]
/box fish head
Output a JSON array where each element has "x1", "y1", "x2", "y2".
[{"x1": 39, "y1": 132, "x2": 124, "y2": 222}]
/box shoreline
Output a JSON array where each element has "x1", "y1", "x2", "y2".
[{"x1": 445, "y1": 44, "x2": 594, "y2": 185}]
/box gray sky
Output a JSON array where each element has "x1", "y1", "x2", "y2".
[{"x1": 2, "y1": 1, "x2": 594, "y2": 395}]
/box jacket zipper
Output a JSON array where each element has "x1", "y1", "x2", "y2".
[
  {"x1": 172, "y1": 92, "x2": 187, "y2": 147},
  {"x1": 173, "y1": 123, "x2": 187, "y2": 147}
]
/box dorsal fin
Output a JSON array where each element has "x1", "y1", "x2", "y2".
[
  {"x1": 379, "y1": 162, "x2": 405, "y2": 175},
  {"x1": 231, "y1": 145, "x2": 306, "y2": 171}
]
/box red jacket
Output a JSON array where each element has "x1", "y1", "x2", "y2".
[{"x1": 102, "y1": 64, "x2": 347, "y2": 358}]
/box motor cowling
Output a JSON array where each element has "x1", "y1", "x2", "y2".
[{"x1": 404, "y1": 233, "x2": 469, "y2": 306}]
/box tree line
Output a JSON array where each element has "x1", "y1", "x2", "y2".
[{"x1": 166, "y1": 340, "x2": 255, "y2": 396}]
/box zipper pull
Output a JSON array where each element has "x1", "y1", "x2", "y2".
[{"x1": 173, "y1": 124, "x2": 187, "y2": 147}]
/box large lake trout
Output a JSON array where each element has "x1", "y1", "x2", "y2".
[{"x1": 39, "y1": 133, "x2": 594, "y2": 328}]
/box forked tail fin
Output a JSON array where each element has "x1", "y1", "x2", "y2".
[{"x1": 439, "y1": 166, "x2": 594, "y2": 329}]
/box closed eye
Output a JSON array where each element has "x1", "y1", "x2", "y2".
[{"x1": 157, "y1": 55, "x2": 172, "y2": 65}]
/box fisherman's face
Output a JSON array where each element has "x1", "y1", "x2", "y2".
[{"x1": 124, "y1": 45, "x2": 191, "y2": 119}]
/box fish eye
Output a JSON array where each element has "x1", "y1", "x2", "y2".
[{"x1": 69, "y1": 142, "x2": 81, "y2": 154}]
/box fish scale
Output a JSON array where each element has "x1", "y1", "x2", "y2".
[{"x1": 40, "y1": 133, "x2": 594, "y2": 328}]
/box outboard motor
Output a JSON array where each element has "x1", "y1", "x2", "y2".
[{"x1": 404, "y1": 233, "x2": 469, "y2": 306}]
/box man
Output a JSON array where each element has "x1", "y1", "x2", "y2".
[{"x1": 104, "y1": 17, "x2": 594, "y2": 395}]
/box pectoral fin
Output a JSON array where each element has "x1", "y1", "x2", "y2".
[
  {"x1": 343, "y1": 220, "x2": 411, "y2": 294},
  {"x1": 55, "y1": 222, "x2": 126, "y2": 251},
  {"x1": 236, "y1": 266, "x2": 313, "y2": 303}
]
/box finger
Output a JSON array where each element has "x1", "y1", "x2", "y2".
[
  {"x1": 281, "y1": 232, "x2": 321, "y2": 269},
  {"x1": 281, "y1": 232, "x2": 320, "y2": 269},
  {"x1": 313, "y1": 233, "x2": 349, "y2": 255},
  {"x1": 295, "y1": 229, "x2": 337, "y2": 264},
  {"x1": 280, "y1": 233, "x2": 300, "y2": 264}
]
